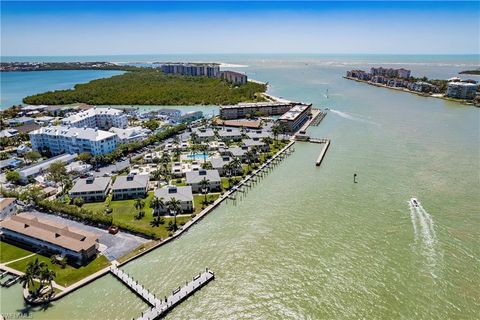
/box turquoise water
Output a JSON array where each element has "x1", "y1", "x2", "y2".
[
  {"x1": 0, "y1": 55, "x2": 479, "y2": 319},
  {"x1": 0, "y1": 70, "x2": 124, "y2": 108},
  {"x1": 187, "y1": 153, "x2": 208, "y2": 160}
]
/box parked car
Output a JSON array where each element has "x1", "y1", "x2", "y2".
[{"x1": 108, "y1": 226, "x2": 119, "y2": 235}]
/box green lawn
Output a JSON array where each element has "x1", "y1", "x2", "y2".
[
  {"x1": 170, "y1": 179, "x2": 187, "y2": 187},
  {"x1": 84, "y1": 192, "x2": 193, "y2": 239},
  {"x1": 6, "y1": 254, "x2": 110, "y2": 287},
  {"x1": 0, "y1": 241, "x2": 35, "y2": 263},
  {"x1": 193, "y1": 194, "x2": 220, "y2": 214},
  {"x1": 220, "y1": 177, "x2": 242, "y2": 192}
]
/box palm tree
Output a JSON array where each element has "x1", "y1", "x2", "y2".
[
  {"x1": 173, "y1": 147, "x2": 181, "y2": 161},
  {"x1": 21, "y1": 258, "x2": 47, "y2": 296},
  {"x1": 166, "y1": 197, "x2": 181, "y2": 230},
  {"x1": 223, "y1": 163, "x2": 233, "y2": 189},
  {"x1": 160, "y1": 152, "x2": 170, "y2": 165},
  {"x1": 134, "y1": 198, "x2": 145, "y2": 219},
  {"x1": 262, "y1": 136, "x2": 273, "y2": 146},
  {"x1": 245, "y1": 150, "x2": 255, "y2": 172},
  {"x1": 199, "y1": 177, "x2": 210, "y2": 204},
  {"x1": 231, "y1": 157, "x2": 243, "y2": 176},
  {"x1": 189, "y1": 143, "x2": 197, "y2": 156},
  {"x1": 198, "y1": 144, "x2": 208, "y2": 164},
  {"x1": 271, "y1": 124, "x2": 280, "y2": 142},
  {"x1": 151, "y1": 196, "x2": 165, "y2": 216},
  {"x1": 151, "y1": 169, "x2": 162, "y2": 181},
  {"x1": 190, "y1": 131, "x2": 199, "y2": 144},
  {"x1": 40, "y1": 268, "x2": 56, "y2": 295},
  {"x1": 134, "y1": 198, "x2": 145, "y2": 211},
  {"x1": 20, "y1": 262, "x2": 36, "y2": 291}
]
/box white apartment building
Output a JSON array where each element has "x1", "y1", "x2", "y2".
[
  {"x1": 185, "y1": 169, "x2": 221, "y2": 193},
  {"x1": 153, "y1": 185, "x2": 194, "y2": 214},
  {"x1": 29, "y1": 126, "x2": 119, "y2": 156},
  {"x1": 446, "y1": 82, "x2": 478, "y2": 100},
  {"x1": 69, "y1": 176, "x2": 112, "y2": 202},
  {"x1": 277, "y1": 104, "x2": 312, "y2": 132},
  {"x1": 61, "y1": 107, "x2": 128, "y2": 129}
]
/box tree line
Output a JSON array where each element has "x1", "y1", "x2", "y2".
[{"x1": 23, "y1": 70, "x2": 267, "y2": 105}]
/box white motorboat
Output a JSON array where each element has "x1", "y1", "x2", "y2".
[{"x1": 410, "y1": 197, "x2": 420, "y2": 207}]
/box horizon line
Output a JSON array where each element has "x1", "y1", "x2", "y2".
[{"x1": 2, "y1": 53, "x2": 480, "y2": 57}]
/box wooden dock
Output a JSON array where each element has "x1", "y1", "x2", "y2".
[
  {"x1": 315, "y1": 139, "x2": 331, "y2": 166},
  {"x1": 110, "y1": 266, "x2": 215, "y2": 320},
  {"x1": 110, "y1": 266, "x2": 161, "y2": 306},
  {"x1": 310, "y1": 109, "x2": 327, "y2": 126}
]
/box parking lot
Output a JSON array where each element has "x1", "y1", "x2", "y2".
[{"x1": 27, "y1": 210, "x2": 149, "y2": 261}]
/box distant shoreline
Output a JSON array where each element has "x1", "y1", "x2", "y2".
[
  {"x1": 343, "y1": 76, "x2": 475, "y2": 106},
  {"x1": 459, "y1": 70, "x2": 480, "y2": 76}
]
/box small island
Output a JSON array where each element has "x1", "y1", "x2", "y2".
[
  {"x1": 22, "y1": 65, "x2": 266, "y2": 106},
  {"x1": 459, "y1": 69, "x2": 480, "y2": 76}
]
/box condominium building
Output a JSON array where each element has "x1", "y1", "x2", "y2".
[
  {"x1": 218, "y1": 71, "x2": 248, "y2": 85},
  {"x1": 160, "y1": 63, "x2": 220, "y2": 78},
  {"x1": 370, "y1": 67, "x2": 411, "y2": 79},
  {"x1": 220, "y1": 102, "x2": 294, "y2": 120},
  {"x1": 446, "y1": 82, "x2": 478, "y2": 100},
  {"x1": 0, "y1": 212, "x2": 98, "y2": 264},
  {"x1": 185, "y1": 169, "x2": 221, "y2": 193},
  {"x1": 153, "y1": 185, "x2": 194, "y2": 214},
  {"x1": 112, "y1": 174, "x2": 149, "y2": 200},
  {"x1": 346, "y1": 70, "x2": 370, "y2": 80},
  {"x1": 277, "y1": 104, "x2": 312, "y2": 132},
  {"x1": 192, "y1": 128, "x2": 216, "y2": 142},
  {"x1": 69, "y1": 176, "x2": 112, "y2": 202},
  {"x1": 406, "y1": 81, "x2": 440, "y2": 93},
  {"x1": 30, "y1": 126, "x2": 118, "y2": 156},
  {"x1": 217, "y1": 128, "x2": 243, "y2": 141},
  {"x1": 61, "y1": 107, "x2": 128, "y2": 130}
]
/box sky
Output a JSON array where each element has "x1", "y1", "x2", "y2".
[{"x1": 1, "y1": 1, "x2": 479, "y2": 56}]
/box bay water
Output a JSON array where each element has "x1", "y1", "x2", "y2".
[{"x1": 0, "y1": 55, "x2": 479, "y2": 319}]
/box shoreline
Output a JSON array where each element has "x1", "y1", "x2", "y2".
[
  {"x1": 344, "y1": 76, "x2": 475, "y2": 106},
  {"x1": 21, "y1": 139, "x2": 297, "y2": 305}
]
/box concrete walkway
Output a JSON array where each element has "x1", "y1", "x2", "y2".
[{"x1": 2, "y1": 253, "x2": 36, "y2": 265}]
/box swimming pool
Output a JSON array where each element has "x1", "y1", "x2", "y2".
[{"x1": 186, "y1": 153, "x2": 208, "y2": 160}]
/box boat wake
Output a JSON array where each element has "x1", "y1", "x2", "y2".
[
  {"x1": 408, "y1": 198, "x2": 441, "y2": 276},
  {"x1": 328, "y1": 109, "x2": 380, "y2": 126}
]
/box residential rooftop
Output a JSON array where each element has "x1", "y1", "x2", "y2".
[
  {"x1": 31, "y1": 125, "x2": 117, "y2": 141},
  {"x1": 185, "y1": 169, "x2": 221, "y2": 184},
  {"x1": 112, "y1": 174, "x2": 149, "y2": 190},
  {"x1": 0, "y1": 212, "x2": 98, "y2": 253},
  {"x1": 154, "y1": 185, "x2": 193, "y2": 202},
  {"x1": 70, "y1": 176, "x2": 111, "y2": 193}
]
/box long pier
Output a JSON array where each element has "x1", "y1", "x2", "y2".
[
  {"x1": 110, "y1": 266, "x2": 214, "y2": 320},
  {"x1": 138, "y1": 269, "x2": 215, "y2": 320},
  {"x1": 315, "y1": 139, "x2": 330, "y2": 166},
  {"x1": 310, "y1": 109, "x2": 327, "y2": 126},
  {"x1": 110, "y1": 266, "x2": 161, "y2": 306}
]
